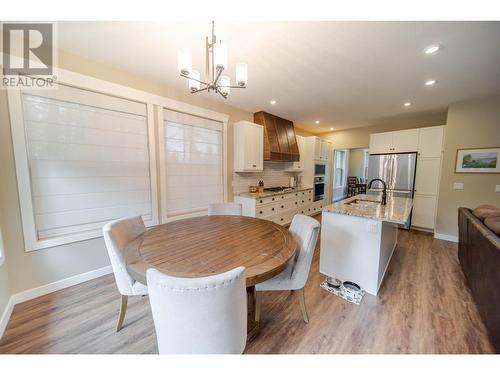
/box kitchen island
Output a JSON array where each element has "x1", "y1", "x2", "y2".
[{"x1": 319, "y1": 194, "x2": 413, "y2": 295}]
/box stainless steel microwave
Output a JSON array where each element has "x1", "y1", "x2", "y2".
[{"x1": 314, "y1": 163, "x2": 326, "y2": 176}]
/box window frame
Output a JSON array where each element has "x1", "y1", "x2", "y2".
[
  {"x1": 157, "y1": 107, "x2": 229, "y2": 223},
  {"x1": 6, "y1": 67, "x2": 163, "y2": 251},
  {"x1": 334, "y1": 150, "x2": 348, "y2": 188}
]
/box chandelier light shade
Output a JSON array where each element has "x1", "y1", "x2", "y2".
[
  {"x1": 177, "y1": 48, "x2": 192, "y2": 75},
  {"x1": 236, "y1": 63, "x2": 248, "y2": 87},
  {"x1": 214, "y1": 43, "x2": 228, "y2": 70},
  {"x1": 189, "y1": 70, "x2": 201, "y2": 92},
  {"x1": 219, "y1": 76, "x2": 231, "y2": 96},
  {"x1": 177, "y1": 21, "x2": 247, "y2": 99}
]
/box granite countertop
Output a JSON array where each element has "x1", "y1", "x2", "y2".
[
  {"x1": 322, "y1": 194, "x2": 413, "y2": 225},
  {"x1": 238, "y1": 186, "x2": 313, "y2": 199}
]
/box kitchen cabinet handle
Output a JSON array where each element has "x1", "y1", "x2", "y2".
[
  {"x1": 280, "y1": 218, "x2": 284, "y2": 221},
  {"x1": 272, "y1": 197, "x2": 275, "y2": 201},
  {"x1": 281, "y1": 205, "x2": 284, "y2": 208},
  {"x1": 259, "y1": 210, "x2": 263, "y2": 214},
  {"x1": 272, "y1": 207, "x2": 275, "y2": 211},
  {"x1": 295, "y1": 202, "x2": 298, "y2": 205},
  {"x1": 252, "y1": 164, "x2": 257, "y2": 167},
  {"x1": 259, "y1": 200, "x2": 263, "y2": 203}
]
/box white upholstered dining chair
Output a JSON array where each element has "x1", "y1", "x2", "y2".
[
  {"x1": 254, "y1": 214, "x2": 320, "y2": 323},
  {"x1": 208, "y1": 202, "x2": 242, "y2": 216},
  {"x1": 147, "y1": 266, "x2": 247, "y2": 354},
  {"x1": 102, "y1": 216, "x2": 148, "y2": 332}
]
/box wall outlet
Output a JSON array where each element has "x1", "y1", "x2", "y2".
[
  {"x1": 453, "y1": 182, "x2": 464, "y2": 190},
  {"x1": 496, "y1": 185, "x2": 500, "y2": 193}
]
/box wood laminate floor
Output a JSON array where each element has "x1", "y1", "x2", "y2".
[{"x1": 0, "y1": 217, "x2": 494, "y2": 354}]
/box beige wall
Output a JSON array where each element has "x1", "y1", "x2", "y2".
[
  {"x1": 0, "y1": 49, "x2": 252, "y2": 295},
  {"x1": 348, "y1": 148, "x2": 366, "y2": 178},
  {"x1": 436, "y1": 95, "x2": 500, "y2": 238},
  {"x1": 318, "y1": 111, "x2": 447, "y2": 149}
]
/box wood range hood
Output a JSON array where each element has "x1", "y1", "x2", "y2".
[{"x1": 253, "y1": 111, "x2": 300, "y2": 162}]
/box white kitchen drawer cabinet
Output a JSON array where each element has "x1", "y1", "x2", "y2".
[
  {"x1": 233, "y1": 121, "x2": 264, "y2": 172},
  {"x1": 234, "y1": 188, "x2": 314, "y2": 226},
  {"x1": 412, "y1": 194, "x2": 437, "y2": 229},
  {"x1": 415, "y1": 157, "x2": 441, "y2": 195},
  {"x1": 392, "y1": 129, "x2": 419, "y2": 152},
  {"x1": 255, "y1": 203, "x2": 278, "y2": 218},
  {"x1": 418, "y1": 126, "x2": 444, "y2": 158}
]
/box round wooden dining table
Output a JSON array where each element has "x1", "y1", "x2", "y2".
[{"x1": 126, "y1": 215, "x2": 298, "y2": 338}]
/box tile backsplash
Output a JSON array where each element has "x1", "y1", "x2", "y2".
[{"x1": 232, "y1": 162, "x2": 301, "y2": 195}]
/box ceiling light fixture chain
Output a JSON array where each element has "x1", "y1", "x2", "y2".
[{"x1": 178, "y1": 21, "x2": 248, "y2": 99}]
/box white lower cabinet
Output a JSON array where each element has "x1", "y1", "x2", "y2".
[
  {"x1": 412, "y1": 194, "x2": 437, "y2": 229},
  {"x1": 235, "y1": 188, "x2": 315, "y2": 226}
]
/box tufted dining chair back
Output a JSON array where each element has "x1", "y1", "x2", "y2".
[{"x1": 147, "y1": 266, "x2": 247, "y2": 354}]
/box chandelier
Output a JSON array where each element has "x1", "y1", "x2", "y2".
[{"x1": 177, "y1": 21, "x2": 248, "y2": 98}]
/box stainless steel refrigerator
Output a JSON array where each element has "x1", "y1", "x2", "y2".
[{"x1": 366, "y1": 152, "x2": 417, "y2": 227}]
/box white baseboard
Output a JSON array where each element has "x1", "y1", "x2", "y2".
[
  {"x1": 11, "y1": 265, "x2": 112, "y2": 305},
  {"x1": 434, "y1": 232, "x2": 459, "y2": 243},
  {"x1": 0, "y1": 296, "x2": 15, "y2": 339},
  {"x1": 0, "y1": 265, "x2": 112, "y2": 339}
]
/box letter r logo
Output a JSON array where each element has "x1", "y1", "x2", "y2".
[{"x1": 2, "y1": 23, "x2": 54, "y2": 75}]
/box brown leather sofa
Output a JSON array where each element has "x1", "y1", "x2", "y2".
[{"x1": 458, "y1": 207, "x2": 500, "y2": 353}]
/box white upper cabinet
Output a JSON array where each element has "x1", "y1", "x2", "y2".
[
  {"x1": 418, "y1": 126, "x2": 444, "y2": 157},
  {"x1": 287, "y1": 135, "x2": 306, "y2": 171},
  {"x1": 233, "y1": 121, "x2": 263, "y2": 172},
  {"x1": 321, "y1": 140, "x2": 331, "y2": 161},
  {"x1": 314, "y1": 137, "x2": 322, "y2": 160},
  {"x1": 369, "y1": 132, "x2": 394, "y2": 154},
  {"x1": 370, "y1": 129, "x2": 419, "y2": 153},
  {"x1": 313, "y1": 137, "x2": 330, "y2": 161},
  {"x1": 392, "y1": 129, "x2": 419, "y2": 152}
]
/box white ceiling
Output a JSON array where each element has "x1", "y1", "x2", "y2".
[{"x1": 57, "y1": 21, "x2": 500, "y2": 132}]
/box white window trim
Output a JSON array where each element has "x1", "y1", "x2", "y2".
[
  {"x1": 6, "y1": 61, "x2": 228, "y2": 251},
  {"x1": 156, "y1": 107, "x2": 228, "y2": 223}
]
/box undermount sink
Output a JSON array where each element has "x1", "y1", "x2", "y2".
[{"x1": 347, "y1": 199, "x2": 381, "y2": 207}]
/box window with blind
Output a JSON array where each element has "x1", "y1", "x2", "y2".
[
  {"x1": 163, "y1": 109, "x2": 224, "y2": 217},
  {"x1": 16, "y1": 84, "x2": 156, "y2": 248}
]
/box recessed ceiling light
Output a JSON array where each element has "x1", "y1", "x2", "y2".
[
  {"x1": 315, "y1": 120, "x2": 320, "y2": 124},
  {"x1": 330, "y1": 127, "x2": 334, "y2": 131},
  {"x1": 270, "y1": 100, "x2": 277, "y2": 105},
  {"x1": 425, "y1": 44, "x2": 441, "y2": 54},
  {"x1": 425, "y1": 79, "x2": 437, "y2": 86},
  {"x1": 404, "y1": 102, "x2": 412, "y2": 107}
]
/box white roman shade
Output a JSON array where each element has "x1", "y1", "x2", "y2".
[
  {"x1": 20, "y1": 84, "x2": 154, "y2": 242},
  {"x1": 163, "y1": 109, "x2": 224, "y2": 216}
]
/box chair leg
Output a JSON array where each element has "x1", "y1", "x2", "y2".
[
  {"x1": 116, "y1": 295, "x2": 128, "y2": 332},
  {"x1": 254, "y1": 290, "x2": 262, "y2": 323},
  {"x1": 297, "y1": 288, "x2": 309, "y2": 323}
]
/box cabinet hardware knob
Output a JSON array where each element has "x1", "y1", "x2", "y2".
[
  {"x1": 272, "y1": 208, "x2": 275, "y2": 211},
  {"x1": 259, "y1": 211, "x2": 263, "y2": 214},
  {"x1": 272, "y1": 198, "x2": 275, "y2": 201},
  {"x1": 295, "y1": 202, "x2": 298, "y2": 205},
  {"x1": 280, "y1": 218, "x2": 284, "y2": 221},
  {"x1": 252, "y1": 164, "x2": 256, "y2": 167},
  {"x1": 281, "y1": 205, "x2": 284, "y2": 208},
  {"x1": 260, "y1": 200, "x2": 263, "y2": 203}
]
